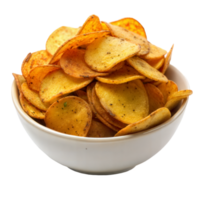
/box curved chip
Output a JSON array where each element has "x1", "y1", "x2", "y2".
[
  {"x1": 21, "y1": 82, "x2": 48, "y2": 111},
  {"x1": 87, "y1": 83, "x2": 120, "y2": 131},
  {"x1": 95, "y1": 80, "x2": 149, "y2": 124},
  {"x1": 87, "y1": 119, "x2": 115, "y2": 138},
  {"x1": 160, "y1": 44, "x2": 174, "y2": 74},
  {"x1": 49, "y1": 30, "x2": 110, "y2": 64},
  {"x1": 127, "y1": 57, "x2": 168, "y2": 82},
  {"x1": 40, "y1": 69, "x2": 93, "y2": 103},
  {"x1": 96, "y1": 65, "x2": 145, "y2": 84},
  {"x1": 20, "y1": 93, "x2": 45, "y2": 119},
  {"x1": 157, "y1": 80, "x2": 178, "y2": 103},
  {"x1": 45, "y1": 96, "x2": 92, "y2": 136},
  {"x1": 12, "y1": 73, "x2": 26, "y2": 93},
  {"x1": 115, "y1": 107, "x2": 171, "y2": 136},
  {"x1": 146, "y1": 57, "x2": 165, "y2": 70},
  {"x1": 92, "y1": 86, "x2": 126, "y2": 128},
  {"x1": 105, "y1": 23, "x2": 149, "y2": 56},
  {"x1": 144, "y1": 83, "x2": 165, "y2": 113},
  {"x1": 101, "y1": 22, "x2": 110, "y2": 31},
  {"x1": 46, "y1": 26, "x2": 79, "y2": 56},
  {"x1": 21, "y1": 50, "x2": 52, "y2": 79},
  {"x1": 165, "y1": 90, "x2": 193, "y2": 110},
  {"x1": 110, "y1": 17, "x2": 147, "y2": 38},
  {"x1": 77, "y1": 15, "x2": 102, "y2": 35},
  {"x1": 140, "y1": 43, "x2": 167, "y2": 61},
  {"x1": 27, "y1": 65, "x2": 60, "y2": 92},
  {"x1": 85, "y1": 36, "x2": 140, "y2": 72},
  {"x1": 60, "y1": 49, "x2": 109, "y2": 78}
]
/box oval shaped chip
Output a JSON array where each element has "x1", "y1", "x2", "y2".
[
  {"x1": 45, "y1": 96, "x2": 92, "y2": 136},
  {"x1": 60, "y1": 49, "x2": 109, "y2": 78},
  {"x1": 12, "y1": 73, "x2": 26, "y2": 93},
  {"x1": 85, "y1": 36, "x2": 140, "y2": 72},
  {"x1": 127, "y1": 57, "x2": 168, "y2": 82},
  {"x1": 96, "y1": 65, "x2": 145, "y2": 84},
  {"x1": 21, "y1": 82, "x2": 48, "y2": 111},
  {"x1": 77, "y1": 15, "x2": 102, "y2": 35},
  {"x1": 40, "y1": 69, "x2": 93, "y2": 103},
  {"x1": 95, "y1": 80, "x2": 149, "y2": 124},
  {"x1": 46, "y1": 26, "x2": 80, "y2": 56},
  {"x1": 105, "y1": 23, "x2": 149, "y2": 56},
  {"x1": 20, "y1": 93, "x2": 45, "y2": 119},
  {"x1": 115, "y1": 107, "x2": 171, "y2": 137}
]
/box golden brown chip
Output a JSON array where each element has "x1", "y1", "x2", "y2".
[
  {"x1": 101, "y1": 22, "x2": 110, "y2": 31},
  {"x1": 96, "y1": 65, "x2": 145, "y2": 84},
  {"x1": 165, "y1": 90, "x2": 193, "y2": 110},
  {"x1": 20, "y1": 93, "x2": 45, "y2": 119},
  {"x1": 45, "y1": 96, "x2": 92, "y2": 136},
  {"x1": 46, "y1": 26, "x2": 80, "y2": 56},
  {"x1": 157, "y1": 80, "x2": 178, "y2": 103},
  {"x1": 40, "y1": 69, "x2": 93, "y2": 103},
  {"x1": 127, "y1": 57, "x2": 168, "y2": 82},
  {"x1": 27, "y1": 65, "x2": 60, "y2": 92},
  {"x1": 60, "y1": 49, "x2": 109, "y2": 78},
  {"x1": 110, "y1": 17, "x2": 147, "y2": 38},
  {"x1": 95, "y1": 80, "x2": 149, "y2": 124},
  {"x1": 21, "y1": 50, "x2": 52, "y2": 79},
  {"x1": 146, "y1": 56, "x2": 165, "y2": 70},
  {"x1": 87, "y1": 83, "x2": 120, "y2": 131},
  {"x1": 105, "y1": 23, "x2": 149, "y2": 56},
  {"x1": 115, "y1": 107, "x2": 171, "y2": 136},
  {"x1": 140, "y1": 43, "x2": 167, "y2": 61},
  {"x1": 144, "y1": 83, "x2": 165, "y2": 113},
  {"x1": 87, "y1": 119, "x2": 115, "y2": 137},
  {"x1": 12, "y1": 73, "x2": 26, "y2": 93},
  {"x1": 49, "y1": 30, "x2": 110, "y2": 64},
  {"x1": 21, "y1": 82, "x2": 48, "y2": 111},
  {"x1": 92, "y1": 86, "x2": 126, "y2": 128},
  {"x1": 85, "y1": 36, "x2": 140, "y2": 72},
  {"x1": 77, "y1": 15, "x2": 102, "y2": 35},
  {"x1": 160, "y1": 44, "x2": 174, "y2": 74}
]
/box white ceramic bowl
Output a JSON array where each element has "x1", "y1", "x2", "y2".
[{"x1": 11, "y1": 65, "x2": 190, "y2": 175}]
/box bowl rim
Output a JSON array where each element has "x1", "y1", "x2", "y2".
[{"x1": 11, "y1": 65, "x2": 190, "y2": 142}]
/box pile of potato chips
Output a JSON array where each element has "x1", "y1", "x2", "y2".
[{"x1": 13, "y1": 15, "x2": 193, "y2": 137}]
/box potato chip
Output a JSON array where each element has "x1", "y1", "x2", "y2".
[
  {"x1": 49, "y1": 30, "x2": 110, "y2": 64},
  {"x1": 46, "y1": 26, "x2": 80, "y2": 56},
  {"x1": 87, "y1": 83, "x2": 120, "y2": 131},
  {"x1": 92, "y1": 86, "x2": 126, "y2": 128},
  {"x1": 85, "y1": 36, "x2": 140, "y2": 72},
  {"x1": 20, "y1": 93, "x2": 45, "y2": 119},
  {"x1": 144, "y1": 83, "x2": 165, "y2": 113},
  {"x1": 160, "y1": 44, "x2": 174, "y2": 74},
  {"x1": 140, "y1": 43, "x2": 167, "y2": 61},
  {"x1": 95, "y1": 80, "x2": 149, "y2": 124},
  {"x1": 77, "y1": 15, "x2": 102, "y2": 35},
  {"x1": 115, "y1": 107, "x2": 171, "y2": 136},
  {"x1": 27, "y1": 65, "x2": 60, "y2": 92},
  {"x1": 87, "y1": 119, "x2": 115, "y2": 137},
  {"x1": 101, "y1": 22, "x2": 110, "y2": 31},
  {"x1": 157, "y1": 80, "x2": 178, "y2": 103},
  {"x1": 146, "y1": 57, "x2": 165, "y2": 70},
  {"x1": 96, "y1": 65, "x2": 145, "y2": 84},
  {"x1": 60, "y1": 49, "x2": 109, "y2": 78},
  {"x1": 127, "y1": 57, "x2": 168, "y2": 82},
  {"x1": 105, "y1": 23, "x2": 149, "y2": 56},
  {"x1": 12, "y1": 73, "x2": 26, "y2": 93},
  {"x1": 40, "y1": 69, "x2": 93, "y2": 103},
  {"x1": 45, "y1": 96, "x2": 92, "y2": 136},
  {"x1": 106, "y1": 61, "x2": 124, "y2": 73},
  {"x1": 21, "y1": 82, "x2": 48, "y2": 111},
  {"x1": 165, "y1": 90, "x2": 193, "y2": 110},
  {"x1": 21, "y1": 50, "x2": 52, "y2": 79},
  {"x1": 110, "y1": 17, "x2": 147, "y2": 38}
]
